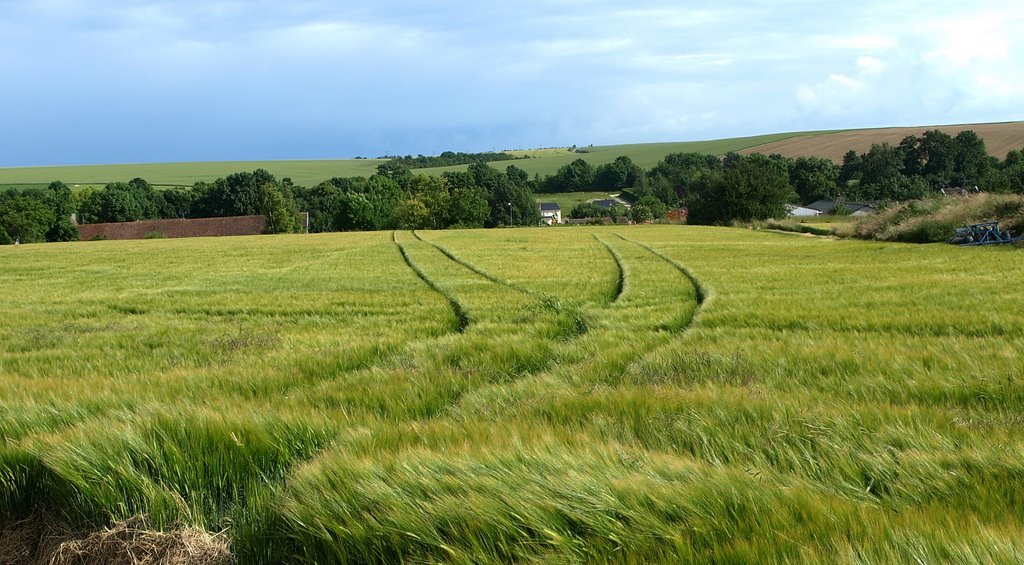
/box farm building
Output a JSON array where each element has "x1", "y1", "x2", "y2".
[
  {"x1": 787, "y1": 204, "x2": 822, "y2": 217},
  {"x1": 538, "y1": 203, "x2": 561, "y2": 225},
  {"x1": 592, "y1": 198, "x2": 632, "y2": 209},
  {"x1": 805, "y1": 199, "x2": 877, "y2": 216},
  {"x1": 666, "y1": 208, "x2": 688, "y2": 223}
]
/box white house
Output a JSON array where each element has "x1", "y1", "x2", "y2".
[{"x1": 539, "y1": 203, "x2": 561, "y2": 225}]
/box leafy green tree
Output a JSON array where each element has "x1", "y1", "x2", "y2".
[
  {"x1": 223, "y1": 169, "x2": 276, "y2": 216},
  {"x1": 46, "y1": 181, "x2": 74, "y2": 219},
  {"x1": 0, "y1": 197, "x2": 55, "y2": 243},
  {"x1": 159, "y1": 187, "x2": 194, "y2": 219},
  {"x1": 648, "y1": 152, "x2": 721, "y2": 202},
  {"x1": 630, "y1": 202, "x2": 653, "y2": 223},
  {"x1": 838, "y1": 150, "x2": 862, "y2": 186},
  {"x1": 46, "y1": 219, "x2": 79, "y2": 242},
  {"x1": 0, "y1": 225, "x2": 12, "y2": 245},
  {"x1": 594, "y1": 156, "x2": 642, "y2": 190},
  {"x1": 790, "y1": 157, "x2": 839, "y2": 203},
  {"x1": 409, "y1": 175, "x2": 450, "y2": 228},
  {"x1": 505, "y1": 165, "x2": 529, "y2": 187},
  {"x1": 259, "y1": 184, "x2": 299, "y2": 233},
  {"x1": 553, "y1": 158, "x2": 595, "y2": 192},
  {"x1": 686, "y1": 153, "x2": 795, "y2": 224},
  {"x1": 304, "y1": 181, "x2": 345, "y2": 232},
  {"x1": 916, "y1": 130, "x2": 956, "y2": 188},
  {"x1": 96, "y1": 181, "x2": 159, "y2": 223},
  {"x1": 633, "y1": 195, "x2": 667, "y2": 220},
  {"x1": 397, "y1": 198, "x2": 431, "y2": 229},
  {"x1": 953, "y1": 130, "x2": 990, "y2": 187},
  {"x1": 445, "y1": 185, "x2": 490, "y2": 228},
  {"x1": 376, "y1": 161, "x2": 413, "y2": 191}
]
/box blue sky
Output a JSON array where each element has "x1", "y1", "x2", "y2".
[{"x1": 1, "y1": 0, "x2": 1022, "y2": 166}]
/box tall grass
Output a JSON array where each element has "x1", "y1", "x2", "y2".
[{"x1": 2, "y1": 225, "x2": 1023, "y2": 562}]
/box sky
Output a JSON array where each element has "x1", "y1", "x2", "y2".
[{"x1": 1, "y1": 0, "x2": 1023, "y2": 166}]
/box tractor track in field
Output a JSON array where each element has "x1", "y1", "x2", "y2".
[
  {"x1": 614, "y1": 232, "x2": 710, "y2": 333},
  {"x1": 592, "y1": 234, "x2": 626, "y2": 305},
  {"x1": 412, "y1": 231, "x2": 530, "y2": 294},
  {"x1": 412, "y1": 231, "x2": 590, "y2": 339},
  {"x1": 392, "y1": 231, "x2": 470, "y2": 333}
]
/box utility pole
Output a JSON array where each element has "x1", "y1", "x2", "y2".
[{"x1": 507, "y1": 202, "x2": 513, "y2": 226}]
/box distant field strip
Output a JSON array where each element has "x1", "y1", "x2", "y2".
[{"x1": 3, "y1": 226, "x2": 1024, "y2": 563}]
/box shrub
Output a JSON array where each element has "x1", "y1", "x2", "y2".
[{"x1": 144, "y1": 231, "x2": 167, "y2": 239}]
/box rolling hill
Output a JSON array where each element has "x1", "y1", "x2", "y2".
[
  {"x1": 1, "y1": 121, "x2": 1021, "y2": 189},
  {"x1": 739, "y1": 121, "x2": 1024, "y2": 162}
]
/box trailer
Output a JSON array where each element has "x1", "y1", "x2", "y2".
[{"x1": 948, "y1": 222, "x2": 1023, "y2": 246}]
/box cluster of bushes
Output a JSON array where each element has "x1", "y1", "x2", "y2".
[
  {"x1": 378, "y1": 150, "x2": 526, "y2": 169},
  {"x1": 0, "y1": 182, "x2": 79, "y2": 244},
  {"x1": 298, "y1": 162, "x2": 538, "y2": 232}
]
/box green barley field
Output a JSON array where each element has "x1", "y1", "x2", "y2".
[{"x1": 2, "y1": 225, "x2": 1024, "y2": 562}]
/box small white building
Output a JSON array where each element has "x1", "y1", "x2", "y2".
[
  {"x1": 787, "y1": 204, "x2": 822, "y2": 217},
  {"x1": 539, "y1": 202, "x2": 561, "y2": 225}
]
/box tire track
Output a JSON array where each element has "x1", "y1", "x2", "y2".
[
  {"x1": 392, "y1": 231, "x2": 470, "y2": 333},
  {"x1": 592, "y1": 234, "x2": 626, "y2": 305},
  {"x1": 413, "y1": 231, "x2": 589, "y2": 339},
  {"x1": 614, "y1": 232, "x2": 710, "y2": 333}
]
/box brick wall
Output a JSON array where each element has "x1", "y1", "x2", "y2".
[{"x1": 77, "y1": 215, "x2": 268, "y2": 241}]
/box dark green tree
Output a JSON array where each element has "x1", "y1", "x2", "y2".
[
  {"x1": 0, "y1": 197, "x2": 55, "y2": 243},
  {"x1": 790, "y1": 157, "x2": 839, "y2": 203},
  {"x1": 594, "y1": 156, "x2": 642, "y2": 190},
  {"x1": 376, "y1": 161, "x2": 413, "y2": 191},
  {"x1": 686, "y1": 153, "x2": 795, "y2": 224},
  {"x1": 953, "y1": 130, "x2": 990, "y2": 187},
  {"x1": 553, "y1": 158, "x2": 595, "y2": 192}
]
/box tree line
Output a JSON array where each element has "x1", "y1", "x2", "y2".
[
  {"x1": 3, "y1": 128, "x2": 1023, "y2": 243},
  {"x1": 0, "y1": 162, "x2": 540, "y2": 244},
  {"x1": 376, "y1": 150, "x2": 526, "y2": 169},
  {"x1": 538, "y1": 129, "x2": 1024, "y2": 224}
]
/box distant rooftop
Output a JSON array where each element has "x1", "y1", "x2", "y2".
[{"x1": 539, "y1": 202, "x2": 560, "y2": 211}]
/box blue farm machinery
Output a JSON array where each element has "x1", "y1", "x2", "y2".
[{"x1": 948, "y1": 222, "x2": 1023, "y2": 246}]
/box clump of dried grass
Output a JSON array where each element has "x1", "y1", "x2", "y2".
[
  {"x1": 47, "y1": 517, "x2": 232, "y2": 565},
  {"x1": 0, "y1": 515, "x2": 52, "y2": 564},
  {"x1": 2, "y1": 515, "x2": 233, "y2": 565},
  {"x1": 854, "y1": 193, "x2": 1024, "y2": 243}
]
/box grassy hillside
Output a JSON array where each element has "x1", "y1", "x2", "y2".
[
  {"x1": 2, "y1": 121, "x2": 1020, "y2": 188},
  {"x1": 0, "y1": 132, "x2": 823, "y2": 188},
  {"x1": 0, "y1": 159, "x2": 386, "y2": 189},
  {"x1": 415, "y1": 131, "x2": 827, "y2": 177},
  {"x1": 741, "y1": 121, "x2": 1024, "y2": 162},
  {"x1": 2, "y1": 226, "x2": 1024, "y2": 562}
]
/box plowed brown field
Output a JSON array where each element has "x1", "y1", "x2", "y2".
[{"x1": 740, "y1": 121, "x2": 1024, "y2": 162}]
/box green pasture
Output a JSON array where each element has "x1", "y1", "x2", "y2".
[
  {"x1": 417, "y1": 131, "x2": 835, "y2": 177},
  {"x1": 533, "y1": 191, "x2": 619, "y2": 210},
  {"x1": 0, "y1": 159, "x2": 387, "y2": 188},
  {"x1": 2, "y1": 226, "x2": 1023, "y2": 562}
]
